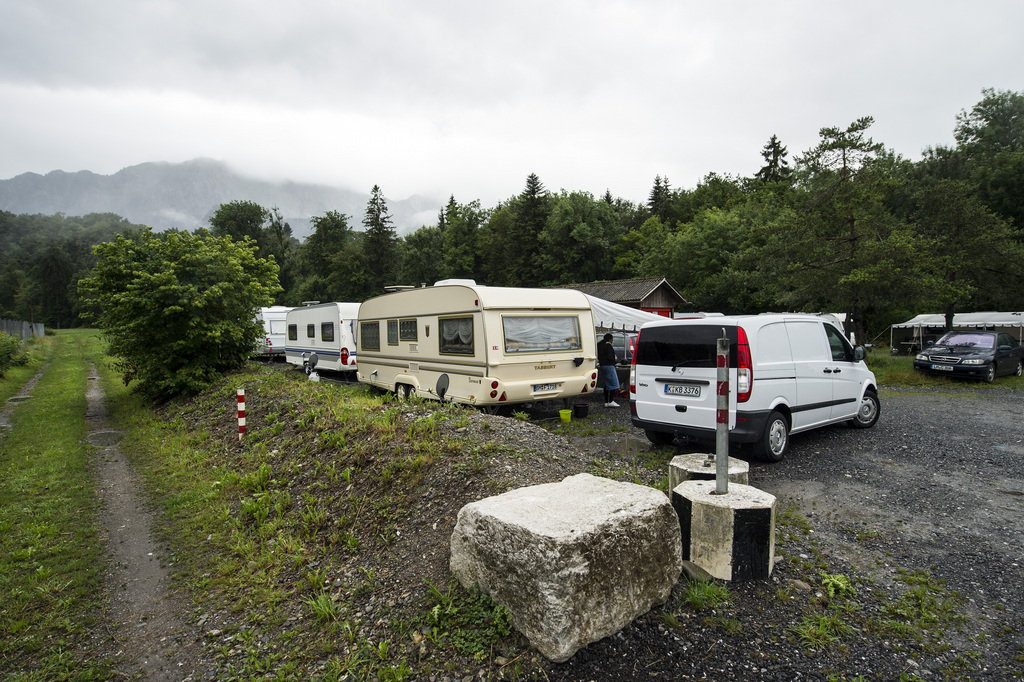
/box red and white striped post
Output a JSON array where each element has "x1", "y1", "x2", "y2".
[
  {"x1": 715, "y1": 331, "x2": 730, "y2": 495},
  {"x1": 237, "y1": 388, "x2": 246, "y2": 441}
]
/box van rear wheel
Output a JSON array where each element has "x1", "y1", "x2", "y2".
[
  {"x1": 644, "y1": 430, "x2": 675, "y2": 446},
  {"x1": 756, "y1": 411, "x2": 789, "y2": 463}
]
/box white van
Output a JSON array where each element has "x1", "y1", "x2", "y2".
[
  {"x1": 285, "y1": 302, "x2": 360, "y2": 374},
  {"x1": 254, "y1": 306, "x2": 292, "y2": 358},
  {"x1": 630, "y1": 314, "x2": 879, "y2": 461},
  {"x1": 356, "y1": 281, "x2": 598, "y2": 407}
]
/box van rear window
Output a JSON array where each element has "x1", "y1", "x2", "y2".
[{"x1": 636, "y1": 325, "x2": 738, "y2": 367}]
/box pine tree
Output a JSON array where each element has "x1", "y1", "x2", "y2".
[{"x1": 362, "y1": 185, "x2": 399, "y2": 294}]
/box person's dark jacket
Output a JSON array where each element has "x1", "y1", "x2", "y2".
[{"x1": 598, "y1": 340, "x2": 616, "y2": 367}]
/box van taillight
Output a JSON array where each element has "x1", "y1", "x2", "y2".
[
  {"x1": 340, "y1": 348, "x2": 349, "y2": 365},
  {"x1": 737, "y1": 327, "x2": 752, "y2": 402},
  {"x1": 630, "y1": 330, "x2": 641, "y2": 395}
]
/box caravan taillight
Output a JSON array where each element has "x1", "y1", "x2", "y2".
[
  {"x1": 737, "y1": 327, "x2": 752, "y2": 403},
  {"x1": 340, "y1": 348, "x2": 350, "y2": 365}
]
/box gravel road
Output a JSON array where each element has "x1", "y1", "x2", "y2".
[{"x1": 521, "y1": 385, "x2": 1024, "y2": 680}]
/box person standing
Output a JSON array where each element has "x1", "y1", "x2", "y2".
[{"x1": 597, "y1": 333, "x2": 620, "y2": 407}]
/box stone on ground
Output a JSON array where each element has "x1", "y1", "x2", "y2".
[{"x1": 449, "y1": 473, "x2": 682, "y2": 662}]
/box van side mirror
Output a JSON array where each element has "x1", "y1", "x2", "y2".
[{"x1": 854, "y1": 346, "x2": 866, "y2": 361}]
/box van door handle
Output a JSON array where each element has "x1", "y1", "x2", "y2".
[{"x1": 823, "y1": 368, "x2": 833, "y2": 374}]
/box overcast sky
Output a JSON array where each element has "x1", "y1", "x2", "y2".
[{"x1": 2, "y1": 0, "x2": 1022, "y2": 209}]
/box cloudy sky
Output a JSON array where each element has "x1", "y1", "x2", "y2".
[{"x1": 2, "y1": 0, "x2": 1022, "y2": 209}]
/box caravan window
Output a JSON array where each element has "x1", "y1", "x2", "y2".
[
  {"x1": 440, "y1": 316, "x2": 474, "y2": 355},
  {"x1": 387, "y1": 320, "x2": 399, "y2": 345},
  {"x1": 361, "y1": 322, "x2": 380, "y2": 351},
  {"x1": 321, "y1": 322, "x2": 335, "y2": 343},
  {"x1": 306, "y1": 324, "x2": 315, "y2": 339},
  {"x1": 502, "y1": 315, "x2": 582, "y2": 353},
  {"x1": 270, "y1": 319, "x2": 286, "y2": 334},
  {"x1": 288, "y1": 324, "x2": 297, "y2": 341},
  {"x1": 399, "y1": 319, "x2": 417, "y2": 341}
]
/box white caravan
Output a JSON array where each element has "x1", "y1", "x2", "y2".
[
  {"x1": 285, "y1": 302, "x2": 360, "y2": 374},
  {"x1": 356, "y1": 281, "x2": 598, "y2": 407},
  {"x1": 254, "y1": 306, "x2": 292, "y2": 358}
]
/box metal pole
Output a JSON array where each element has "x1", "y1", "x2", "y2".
[{"x1": 715, "y1": 330, "x2": 729, "y2": 495}]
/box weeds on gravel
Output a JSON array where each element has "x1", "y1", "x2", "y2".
[
  {"x1": 417, "y1": 578, "x2": 518, "y2": 659},
  {"x1": 0, "y1": 330, "x2": 114, "y2": 679},
  {"x1": 873, "y1": 568, "x2": 966, "y2": 645},
  {"x1": 680, "y1": 577, "x2": 731, "y2": 610}
]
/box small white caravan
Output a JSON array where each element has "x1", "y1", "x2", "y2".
[
  {"x1": 255, "y1": 306, "x2": 292, "y2": 358},
  {"x1": 356, "y1": 281, "x2": 598, "y2": 406},
  {"x1": 285, "y1": 302, "x2": 360, "y2": 374}
]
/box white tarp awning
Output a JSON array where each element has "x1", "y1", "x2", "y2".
[
  {"x1": 892, "y1": 312, "x2": 1024, "y2": 329},
  {"x1": 585, "y1": 295, "x2": 667, "y2": 332}
]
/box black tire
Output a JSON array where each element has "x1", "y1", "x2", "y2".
[
  {"x1": 304, "y1": 364, "x2": 313, "y2": 376},
  {"x1": 396, "y1": 383, "x2": 413, "y2": 399},
  {"x1": 1016, "y1": 361, "x2": 1023, "y2": 378},
  {"x1": 644, "y1": 429, "x2": 675, "y2": 446},
  {"x1": 756, "y1": 411, "x2": 789, "y2": 463},
  {"x1": 984, "y1": 364, "x2": 996, "y2": 383},
  {"x1": 847, "y1": 389, "x2": 880, "y2": 429}
]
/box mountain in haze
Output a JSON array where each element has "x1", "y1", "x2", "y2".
[{"x1": 0, "y1": 158, "x2": 441, "y2": 239}]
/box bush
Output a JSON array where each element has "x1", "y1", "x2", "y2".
[
  {"x1": 78, "y1": 228, "x2": 281, "y2": 400},
  {"x1": 0, "y1": 332, "x2": 29, "y2": 377}
]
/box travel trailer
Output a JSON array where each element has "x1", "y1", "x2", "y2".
[
  {"x1": 285, "y1": 302, "x2": 360, "y2": 374},
  {"x1": 356, "y1": 281, "x2": 598, "y2": 407},
  {"x1": 254, "y1": 306, "x2": 292, "y2": 358}
]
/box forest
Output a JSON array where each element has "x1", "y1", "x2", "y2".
[{"x1": 2, "y1": 88, "x2": 1022, "y2": 346}]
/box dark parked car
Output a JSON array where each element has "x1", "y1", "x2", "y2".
[
  {"x1": 914, "y1": 331, "x2": 1024, "y2": 382},
  {"x1": 596, "y1": 332, "x2": 638, "y2": 365}
]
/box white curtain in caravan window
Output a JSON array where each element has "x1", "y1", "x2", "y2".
[
  {"x1": 441, "y1": 317, "x2": 474, "y2": 354},
  {"x1": 503, "y1": 316, "x2": 582, "y2": 353}
]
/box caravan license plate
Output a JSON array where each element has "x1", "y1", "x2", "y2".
[
  {"x1": 665, "y1": 384, "x2": 700, "y2": 397},
  {"x1": 533, "y1": 383, "x2": 557, "y2": 392},
  {"x1": 931, "y1": 364, "x2": 954, "y2": 371}
]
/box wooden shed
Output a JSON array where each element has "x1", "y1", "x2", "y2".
[{"x1": 557, "y1": 278, "x2": 686, "y2": 317}]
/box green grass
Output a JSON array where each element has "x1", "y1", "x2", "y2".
[
  {"x1": 867, "y1": 350, "x2": 1024, "y2": 389},
  {"x1": 0, "y1": 329, "x2": 115, "y2": 680}
]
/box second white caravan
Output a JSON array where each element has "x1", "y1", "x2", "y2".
[
  {"x1": 285, "y1": 302, "x2": 360, "y2": 374},
  {"x1": 356, "y1": 282, "x2": 598, "y2": 406}
]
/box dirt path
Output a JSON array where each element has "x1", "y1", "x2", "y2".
[{"x1": 85, "y1": 364, "x2": 203, "y2": 680}]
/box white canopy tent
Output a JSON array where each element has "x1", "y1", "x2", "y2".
[
  {"x1": 890, "y1": 312, "x2": 1024, "y2": 352},
  {"x1": 585, "y1": 295, "x2": 669, "y2": 332}
]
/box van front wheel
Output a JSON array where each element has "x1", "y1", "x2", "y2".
[
  {"x1": 757, "y1": 411, "x2": 789, "y2": 463},
  {"x1": 847, "y1": 389, "x2": 879, "y2": 429}
]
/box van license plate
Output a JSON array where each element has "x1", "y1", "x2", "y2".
[
  {"x1": 931, "y1": 364, "x2": 954, "y2": 371},
  {"x1": 665, "y1": 384, "x2": 700, "y2": 397},
  {"x1": 533, "y1": 383, "x2": 557, "y2": 392}
]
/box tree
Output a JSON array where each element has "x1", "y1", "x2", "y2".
[
  {"x1": 648, "y1": 175, "x2": 673, "y2": 222},
  {"x1": 787, "y1": 117, "x2": 907, "y2": 344},
  {"x1": 912, "y1": 180, "x2": 1024, "y2": 320},
  {"x1": 537, "y1": 191, "x2": 621, "y2": 285},
  {"x1": 361, "y1": 185, "x2": 399, "y2": 293},
  {"x1": 442, "y1": 197, "x2": 483, "y2": 279},
  {"x1": 954, "y1": 88, "x2": 1024, "y2": 157},
  {"x1": 505, "y1": 174, "x2": 552, "y2": 286},
  {"x1": 78, "y1": 228, "x2": 280, "y2": 400},
  {"x1": 208, "y1": 200, "x2": 269, "y2": 243},
  {"x1": 754, "y1": 135, "x2": 793, "y2": 184}
]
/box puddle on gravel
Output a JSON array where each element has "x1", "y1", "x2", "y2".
[{"x1": 87, "y1": 429, "x2": 124, "y2": 447}]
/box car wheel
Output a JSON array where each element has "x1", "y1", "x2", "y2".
[
  {"x1": 756, "y1": 411, "x2": 789, "y2": 463},
  {"x1": 1016, "y1": 360, "x2": 1023, "y2": 378},
  {"x1": 644, "y1": 429, "x2": 675, "y2": 446},
  {"x1": 984, "y1": 364, "x2": 996, "y2": 383},
  {"x1": 396, "y1": 383, "x2": 413, "y2": 399},
  {"x1": 304, "y1": 364, "x2": 313, "y2": 376},
  {"x1": 847, "y1": 389, "x2": 880, "y2": 429}
]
